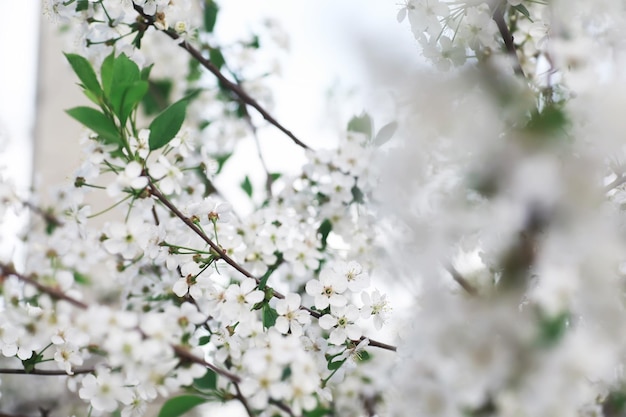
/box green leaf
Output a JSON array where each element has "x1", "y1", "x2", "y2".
[
  {"x1": 148, "y1": 98, "x2": 188, "y2": 150},
  {"x1": 513, "y1": 4, "x2": 533, "y2": 22},
  {"x1": 214, "y1": 153, "x2": 232, "y2": 174},
  {"x1": 347, "y1": 112, "x2": 372, "y2": 139},
  {"x1": 351, "y1": 185, "x2": 364, "y2": 204},
  {"x1": 158, "y1": 395, "x2": 208, "y2": 417},
  {"x1": 76, "y1": 0, "x2": 89, "y2": 12},
  {"x1": 209, "y1": 48, "x2": 225, "y2": 70},
  {"x1": 262, "y1": 303, "x2": 278, "y2": 329},
  {"x1": 304, "y1": 407, "x2": 333, "y2": 417},
  {"x1": 73, "y1": 271, "x2": 91, "y2": 285},
  {"x1": 110, "y1": 54, "x2": 142, "y2": 119},
  {"x1": 327, "y1": 358, "x2": 346, "y2": 371},
  {"x1": 118, "y1": 80, "x2": 149, "y2": 125},
  {"x1": 240, "y1": 175, "x2": 253, "y2": 198},
  {"x1": 269, "y1": 172, "x2": 282, "y2": 181},
  {"x1": 100, "y1": 52, "x2": 116, "y2": 99},
  {"x1": 203, "y1": 0, "x2": 219, "y2": 33},
  {"x1": 141, "y1": 63, "x2": 154, "y2": 81},
  {"x1": 373, "y1": 121, "x2": 397, "y2": 146},
  {"x1": 198, "y1": 335, "x2": 211, "y2": 346},
  {"x1": 64, "y1": 53, "x2": 102, "y2": 99},
  {"x1": 317, "y1": 219, "x2": 332, "y2": 250},
  {"x1": 142, "y1": 79, "x2": 173, "y2": 116},
  {"x1": 525, "y1": 105, "x2": 567, "y2": 135},
  {"x1": 193, "y1": 370, "x2": 217, "y2": 391},
  {"x1": 536, "y1": 311, "x2": 569, "y2": 347},
  {"x1": 66, "y1": 106, "x2": 121, "y2": 145}
]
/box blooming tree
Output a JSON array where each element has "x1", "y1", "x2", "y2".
[{"x1": 1, "y1": 0, "x2": 626, "y2": 416}]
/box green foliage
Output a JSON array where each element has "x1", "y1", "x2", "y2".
[
  {"x1": 158, "y1": 395, "x2": 208, "y2": 417},
  {"x1": 73, "y1": 271, "x2": 91, "y2": 285},
  {"x1": 317, "y1": 219, "x2": 332, "y2": 250},
  {"x1": 240, "y1": 175, "x2": 253, "y2": 198},
  {"x1": 525, "y1": 105, "x2": 567, "y2": 136},
  {"x1": 327, "y1": 357, "x2": 345, "y2": 371},
  {"x1": 64, "y1": 53, "x2": 102, "y2": 101},
  {"x1": 536, "y1": 311, "x2": 569, "y2": 347},
  {"x1": 100, "y1": 52, "x2": 116, "y2": 99},
  {"x1": 262, "y1": 303, "x2": 279, "y2": 329},
  {"x1": 149, "y1": 98, "x2": 189, "y2": 150},
  {"x1": 209, "y1": 48, "x2": 226, "y2": 70},
  {"x1": 21, "y1": 351, "x2": 44, "y2": 373},
  {"x1": 603, "y1": 391, "x2": 626, "y2": 417},
  {"x1": 512, "y1": 4, "x2": 533, "y2": 22},
  {"x1": 203, "y1": 0, "x2": 219, "y2": 33},
  {"x1": 303, "y1": 407, "x2": 333, "y2": 417},
  {"x1": 193, "y1": 370, "x2": 217, "y2": 391},
  {"x1": 214, "y1": 153, "x2": 232, "y2": 174},
  {"x1": 66, "y1": 106, "x2": 121, "y2": 145},
  {"x1": 75, "y1": 0, "x2": 89, "y2": 12},
  {"x1": 142, "y1": 80, "x2": 173, "y2": 115},
  {"x1": 348, "y1": 112, "x2": 372, "y2": 139},
  {"x1": 109, "y1": 53, "x2": 147, "y2": 125}
]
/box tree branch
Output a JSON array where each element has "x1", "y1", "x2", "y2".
[
  {"x1": 132, "y1": 3, "x2": 311, "y2": 150},
  {"x1": 0, "y1": 263, "x2": 89, "y2": 309},
  {"x1": 148, "y1": 180, "x2": 398, "y2": 352},
  {"x1": 491, "y1": 3, "x2": 525, "y2": 77},
  {"x1": 0, "y1": 368, "x2": 94, "y2": 376},
  {"x1": 446, "y1": 264, "x2": 478, "y2": 296}
]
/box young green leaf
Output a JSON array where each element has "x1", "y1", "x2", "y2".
[
  {"x1": 240, "y1": 175, "x2": 253, "y2": 198},
  {"x1": 203, "y1": 0, "x2": 219, "y2": 33},
  {"x1": 348, "y1": 112, "x2": 372, "y2": 139},
  {"x1": 513, "y1": 4, "x2": 533, "y2": 22},
  {"x1": 109, "y1": 54, "x2": 142, "y2": 120},
  {"x1": 209, "y1": 48, "x2": 225, "y2": 70},
  {"x1": 64, "y1": 53, "x2": 102, "y2": 99},
  {"x1": 66, "y1": 106, "x2": 121, "y2": 145},
  {"x1": 262, "y1": 303, "x2": 279, "y2": 329},
  {"x1": 118, "y1": 80, "x2": 150, "y2": 126},
  {"x1": 193, "y1": 370, "x2": 217, "y2": 391},
  {"x1": 317, "y1": 219, "x2": 332, "y2": 250},
  {"x1": 158, "y1": 395, "x2": 208, "y2": 417},
  {"x1": 100, "y1": 52, "x2": 116, "y2": 99},
  {"x1": 148, "y1": 98, "x2": 188, "y2": 150},
  {"x1": 142, "y1": 79, "x2": 173, "y2": 116}
]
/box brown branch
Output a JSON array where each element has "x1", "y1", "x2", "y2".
[
  {"x1": 234, "y1": 382, "x2": 256, "y2": 417},
  {"x1": 132, "y1": 3, "x2": 310, "y2": 150},
  {"x1": 0, "y1": 368, "x2": 94, "y2": 376},
  {"x1": 0, "y1": 263, "x2": 89, "y2": 309},
  {"x1": 0, "y1": 262, "x2": 242, "y2": 384},
  {"x1": 605, "y1": 174, "x2": 626, "y2": 193},
  {"x1": 171, "y1": 344, "x2": 241, "y2": 383},
  {"x1": 491, "y1": 3, "x2": 525, "y2": 77},
  {"x1": 446, "y1": 264, "x2": 478, "y2": 296},
  {"x1": 148, "y1": 180, "x2": 398, "y2": 351}
]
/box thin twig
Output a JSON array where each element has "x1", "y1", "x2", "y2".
[
  {"x1": 0, "y1": 368, "x2": 94, "y2": 376},
  {"x1": 0, "y1": 263, "x2": 89, "y2": 309},
  {"x1": 446, "y1": 264, "x2": 478, "y2": 296},
  {"x1": 148, "y1": 180, "x2": 398, "y2": 351},
  {"x1": 132, "y1": 3, "x2": 310, "y2": 150},
  {"x1": 234, "y1": 382, "x2": 256, "y2": 417},
  {"x1": 0, "y1": 262, "x2": 241, "y2": 384},
  {"x1": 605, "y1": 174, "x2": 626, "y2": 193},
  {"x1": 491, "y1": 3, "x2": 525, "y2": 77}
]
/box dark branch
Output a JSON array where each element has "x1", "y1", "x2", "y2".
[
  {"x1": 0, "y1": 368, "x2": 94, "y2": 376},
  {"x1": 446, "y1": 264, "x2": 479, "y2": 296},
  {"x1": 491, "y1": 3, "x2": 525, "y2": 77},
  {"x1": 132, "y1": 3, "x2": 310, "y2": 150}
]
